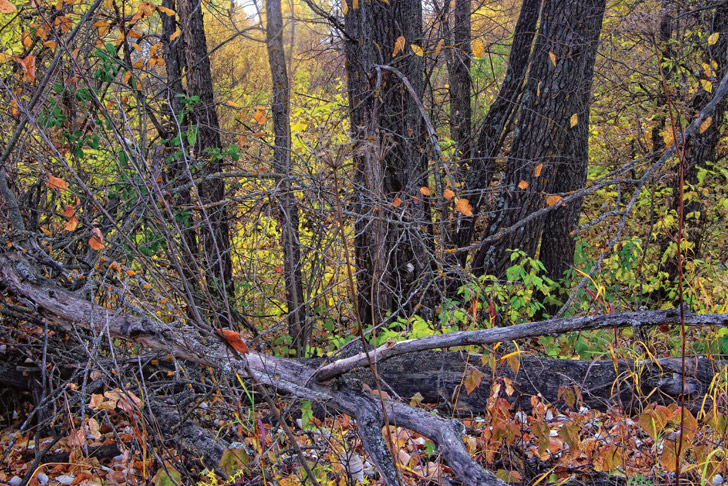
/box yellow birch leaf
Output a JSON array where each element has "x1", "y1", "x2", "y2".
[
  {"x1": 411, "y1": 44, "x2": 423, "y2": 56},
  {"x1": 708, "y1": 32, "x2": 719, "y2": 45},
  {"x1": 570, "y1": 113, "x2": 578, "y2": 127},
  {"x1": 700, "y1": 79, "x2": 712, "y2": 92},
  {"x1": 699, "y1": 116, "x2": 712, "y2": 134},
  {"x1": 549, "y1": 51, "x2": 556, "y2": 66},
  {"x1": 472, "y1": 39, "x2": 485, "y2": 58}
]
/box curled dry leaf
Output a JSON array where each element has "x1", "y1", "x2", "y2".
[
  {"x1": 219, "y1": 329, "x2": 249, "y2": 354},
  {"x1": 89, "y1": 227, "x2": 104, "y2": 250}
]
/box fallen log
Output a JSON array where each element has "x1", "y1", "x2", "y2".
[{"x1": 3, "y1": 251, "x2": 727, "y2": 486}]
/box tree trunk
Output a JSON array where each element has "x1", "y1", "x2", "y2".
[
  {"x1": 177, "y1": 0, "x2": 234, "y2": 327},
  {"x1": 472, "y1": 0, "x2": 606, "y2": 280},
  {"x1": 266, "y1": 0, "x2": 308, "y2": 356},
  {"x1": 344, "y1": 0, "x2": 435, "y2": 325},
  {"x1": 446, "y1": 0, "x2": 472, "y2": 162}
]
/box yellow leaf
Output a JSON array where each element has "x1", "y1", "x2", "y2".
[
  {"x1": 518, "y1": 180, "x2": 529, "y2": 190},
  {"x1": 701, "y1": 79, "x2": 712, "y2": 93},
  {"x1": 570, "y1": 113, "x2": 578, "y2": 127},
  {"x1": 708, "y1": 32, "x2": 720, "y2": 46},
  {"x1": 435, "y1": 39, "x2": 444, "y2": 57},
  {"x1": 22, "y1": 31, "x2": 32, "y2": 49},
  {"x1": 663, "y1": 130, "x2": 674, "y2": 147},
  {"x1": 0, "y1": 0, "x2": 16, "y2": 13},
  {"x1": 392, "y1": 36, "x2": 405, "y2": 57},
  {"x1": 169, "y1": 29, "x2": 181, "y2": 41},
  {"x1": 443, "y1": 189, "x2": 455, "y2": 200},
  {"x1": 699, "y1": 116, "x2": 712, "y2": 134},
  {"x1": 534, "y1": 163, "x2": 543, "y2": 177},
  {"x1": 157, "y1": 5, "x2": 175, "y2": 15},
  {"x1": 411, "y1": 44, "x2": 424, "y2": 57},
  {"x1": 549, "y1": 51, "x2": 556, "y2": 66},
  {"x1": 455, "y1": 198, "x2": 473, "y2": 216},
  {"x1": 546, "y1": 195, "x2": 563, "y2": 206},
  {"x1": 472, "y1": 39, "x2": 485, "y2": 58},
  {"x1": 352, "y1": 0, "x2": 357, "y2": 9},
  {"x1": 341, "y1": 0, "x2": 347, "y2": 14},
  {"x1": 420, "y1": 186, "x2": 431, "y2": 196}
]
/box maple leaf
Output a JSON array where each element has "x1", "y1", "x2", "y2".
[{"x1": 219, "y1": 329, "x2": 249, "y2": 354}]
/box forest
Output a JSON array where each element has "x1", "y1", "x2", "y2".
[{"x1": 0, "y1": 0, "x2": 727, "y2": 484}]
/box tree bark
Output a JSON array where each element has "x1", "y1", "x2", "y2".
[
  {"x1": 266, "y1": 0, "x2": 308, "y2": 356},
  {"x1": 177, "y1": 0, "x2": 234, "y2": 327},
  {"x1": 472, "y1": 0, "x2": 606, "y2": 279},
  {"x1": 343, "y1": 0, "x2": 435, "y2": 325}
]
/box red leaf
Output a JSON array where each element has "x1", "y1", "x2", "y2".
[{"x1": 219, "y1": 329, "x2": 249, "y2": 354}]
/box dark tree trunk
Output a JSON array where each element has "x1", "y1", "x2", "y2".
[
  {"x1": 446, "y1": 0, "x2": 472, "y2": 162},
  {"x1": 176, "y1": 0, "x2": 234, "y2": 326},
  {"x1": 344, "y1": 0, "x2": 434, "y2": 325},
  {"x1": 266, "y1": 0, "x2": 308, "y2": 356},
  {"x1": 539, "y1": 0, "x2": 604, "y2": 287},
  {"x1": 472, "y1": 0, "x2": 606, "y2": 280},
  {"x1": 447, "y1": 0, "x2": 540, "y2": 276}
]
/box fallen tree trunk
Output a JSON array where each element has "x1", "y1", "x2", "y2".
[{"x1": 2, "y1": 251, "x2": 727, "y2": 486}]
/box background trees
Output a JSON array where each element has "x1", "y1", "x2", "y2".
[{"x1": 1, "y1": 0, "x2": 728, "y2": 484}]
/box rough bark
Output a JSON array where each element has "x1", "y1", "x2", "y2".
[
  {"x1": 473, "y1": 0, "x2": 606, "y2": 279},
  {"x1": 344, "y1": 0, "x2": 435, "y2": 326},
  {"x1": 446, "y1": 0, "x2": 472, "y2": 161},
  {"x1": 177, "y1": 0, "x2": 234, "y2": 327},
  {"x1": 266, "y1": 0, "x2": 308, "y2": 356},
  {"x1": 448, "y1": 0, "x2": 541, "y2": 271}
]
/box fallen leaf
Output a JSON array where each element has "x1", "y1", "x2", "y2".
[
  {"x1": 89, "y1": 228, "x2": 104, "y2": 250},
  {"x1": 64, "y1": 216, "x2": 78, "y2": 231},
  {"x1": 0, "y1": 0, "x2": 16, "y2": 13},
  {"x1": 48, "y1": 175, "x2": 68, "y2": 191},
  {"x1": 219, "y1": 329, "x2": 249, "y2": 354}
]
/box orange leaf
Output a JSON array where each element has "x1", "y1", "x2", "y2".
[
  {"x1": 18, "y1": 55, "x2": 36, "y2": 82},
  {"x1": 219, "y1": 329, "x2": 249, "y2": 354},
  {"x1": 534, "y1": 163, "x2": 543, "y2": 177},
  {"x1": 62, "y1": 205, "x2": 75, "y2": 217},
  {"x1": 64, "y1": 216, "x2": 78, "y2": 231},
  {"x1": 89, "y1": 228, "x2": 104, "y2": 250},
  {"x1": 157, "y1": 5, "x2": 175, "y2": 15},
  {"x1": 392, "y1": 35, "x2": 405, "y2": 57},
  {"x1": 549, "y1": 51, "x2": 556, "y2": 66},
  {"x1": 169, "y1": 29, "x2": 181, "y2": 41},
  {"x1": 419, "y1": 186, "x2": 431, "y2": 196},
  {"x1": 0, "y1": 0, "x2": 17, "y2": 13},
  {"x1": 47, "y1": 174, "x2": 68, "y2": 191},
  {"x1": 455, "y1": 198, "x2": 473, "y2": 216},
  {"x1": 518, "y1": 180, "x2": 529, "y2": 190},
  {"x1": 253, "y1": 106, "x2": 266, "y2": 124},
  {"x1": 545, "y1": 195, "x2": 563, "y2": 206},
  {"x1": 393, "y1": 196, "x2": 402, "y2": 207},
  {"x1": 273, "y1": 265, "x2": 284, "y2": 274},
  {"x1": 464, "y1": 368, "x2": 484, "y2": 395},
  {"x1": 443, "y1": 189, "x2": 455, "y2": 200}
]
